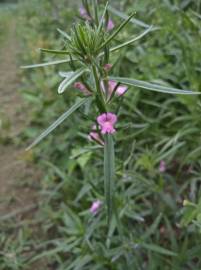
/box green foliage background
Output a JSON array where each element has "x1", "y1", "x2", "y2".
[{"x1": 1, "y1": 0, "x2": 201, "y2": 269}]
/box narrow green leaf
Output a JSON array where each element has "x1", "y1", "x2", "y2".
[
  {"x1": 39, "y1": 48, "x2": 69, "y2": 55},
  {"x1": 141, "y1": 243, "x2": 177, "y2": 256},
  {"x1": 141, "y1": 213, "x2": 163, "y2": 241},
  {"x1": 110, "y1": 26, "x2": 154, "y2": 53},
  {"x1": 92, "y1": 0, "x2": 99, "y2": 26},
  {"x1": 26, "y1": 98, "x2": 90, "y2": 150},
  {"x1": 66, "y1": 255, "x2": 92, "y2": 270},
  {"x1": 97, "y1": 1, "x2": 109, "y2": 33},
  {"x1": 21, "y1": 59, "x2": 71, "y2": 69},
  {"x1": 58, "y1": 68, "x2": 87, "y2": 94},
  {"x1": 57, "y1": 28, "x2": 71, "y2": 40},
  {"x1": 59, "y1": 71, "x2": 74, "y2": 78},
  {"x1": 155, "y1": 142, "x2": 185, "y2": 163},
  {"x1": 108, "y1": 5, "x2": 153, "y2": 29},
  {"x1": 104, "y1": 134, "x2": 115, "y2": 224},
  {"x1": 110, "y1": 76, "x2": 200, "y2": 95},
  {"x1": 98, "y1": 12, "x2": 136, "y2": 50},
  {"x1": 29, "y1": 239, "x2": 80, "y2": 263}
]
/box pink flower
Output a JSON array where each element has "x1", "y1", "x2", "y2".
[
  {"x1": 97, "y1": 112, "x2": 117, "y2": 134},
  {"x1": 159, "y1": 160, "x2": 166, "y2": 173},
  {"x1": 90, "y1": 200, "x2": 102, "y2": 214},
  {"x1": 101, "y1": 80, "x2": 128, "y2": 98},
  {"x1": 107, "y1": 18, "x2": 115, "y2": 31},
  {"x1": 108, "y1": 80, "x2": 128, "y2": 96},
  {"x1": 88, "y1": 125, "x2": 104, "y2": 145},
  {"x1": 74, "y1": 82, "x2": 91, "y2": 96},
  {"x1": 88, "y1": 132, "x2": 104, "y2": 146},
  {"x1": 79, "y1": 6, "x2": 91, "y2": 21},
  {"x1": 103, "y1": 63, "x2": 112, "y2": 72}
]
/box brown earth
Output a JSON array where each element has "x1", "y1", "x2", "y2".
[
  {"x1": 0, "y1": 19, "x2": 40, "y2": 217},
  {"x1": 0, "y1": 17, "x2": 46, "y2": 270}
]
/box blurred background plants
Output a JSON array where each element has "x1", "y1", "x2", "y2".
[{"x1": 0, "y1": 0, "x2": 201, "y2": 269}]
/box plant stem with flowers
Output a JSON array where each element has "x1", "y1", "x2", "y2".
[{"x1": 22, "y1": 0, "x2": 200, "y2": 225}]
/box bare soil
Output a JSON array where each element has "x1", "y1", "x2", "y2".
[{"x1": 0, "y1": 15, "x2": 43, "y2": 238}]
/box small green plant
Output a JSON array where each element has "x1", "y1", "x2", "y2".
[{"x1": 22, "y1": 0, "x2": 200, "y2": 226}]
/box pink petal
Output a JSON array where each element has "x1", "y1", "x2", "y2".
[
  {"x1": 90, "y1": 200, "x2": 102, "y2": 214},
  {"x1": 89, "y1": 132, "x2": 104, "y2": 145},
  {"x1": 108, "y1": 80, "x2": 128, "y2": 97},
  {"x1": 106, "y1": 112, "x2": 117, "y2": 125},
  {"x1": 104, "y1": 63, "x2": 112, "y2": 72},
  {"x1": 79, "y1": 6, "x2": 91, "y2": 20},
  {"x1": 74, "y1": 82, "x2": 91, "y2": 96},
  {"x1": 97, "y1": 113, "x2": 107, "y2": 126},
  {"x1": 79, "y1": 6, "x2": 87, "y2": 17},
  {"x1": 159, "y1": 160, "x2": 166, "y2": 172},
  {"x1": 97, "y1": 113, "x2": 117, "y2": 134},
  {"x1": 101, "y1": 125, "x2": 116, "y2": 134},
  {"x1": 116, "y1": 85, "x2": 128, "y2": 96},
  {"x1": 108, "y1": 80, "x2": 117, "y2": 91},
  {"x1": 107, "y1": 19, "x2": 115, "y2": 31}
]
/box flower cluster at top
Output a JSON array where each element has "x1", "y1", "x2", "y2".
[{"x1": 74, "y1": 4, "x2": 129, "y2": 142}]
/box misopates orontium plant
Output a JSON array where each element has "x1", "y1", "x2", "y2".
[{"x1": 22, "y1": 0, "x2": 200, "y2": 224}]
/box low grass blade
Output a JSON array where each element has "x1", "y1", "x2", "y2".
[{"x1": 141, "y1": 243, "x2": 177, "y2": 256}]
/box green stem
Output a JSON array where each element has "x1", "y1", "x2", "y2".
[
  {"x1": 93, "y1": 0, "x2": 99, "y2": 26},
  {"x1": 92, "y1": 64, "x2": 107, "y2": 113},
  {"x1": 104, "y1": 134, "x2": 115, "y2": 225}
]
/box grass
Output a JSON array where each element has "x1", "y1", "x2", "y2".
[{"x1": 0, "y1": 0, "x2": 201, "y2": 269}]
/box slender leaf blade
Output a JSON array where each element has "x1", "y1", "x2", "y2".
[
  {"x1": 59, "y1": 71, "x2": 74, "y2": 78},
  {"x1": 21, "y1": 59, "x2": 71, "y2": 69},
  {"x1": 110, "y1": 26, "x2": 154, "y2": 53},
  {"x1": 141, "y1": 243, "x2": 177, "y2": 256},
  {"x1": 110, "y1": 76, "x2": 200, "y2": 95},
  {"x1": 39, "y1": 48, "x2": 69, "y2": 55},
  {"x1": 141, "y1": 213, "x2": 163, "y2": 241},
  {"x1": 108, "y1": 5, "x2": 153, "y2": 29},
  {"x1": 57, "y1": 28, "x2": 71, "y2": 40},
  {"x1": 97, "y1": 1, "x2": 109, "y2": 33},
  {"x1": 104, "y1": 134, "x2": 115, "y2": 224},
  {"x1": 26, "y1": 98, "x2": 90, "y2": 150},
  {"x1": 98, "y1": 12, "x2": 136, "y2": 50},
  {"x1": 58, "y1": 68, "x2": 87, "y2": 94}
]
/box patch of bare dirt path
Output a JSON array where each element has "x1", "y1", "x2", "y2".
[
  {"x1": 0, "y1": 18, "x2": 41, "y2": 215},
  {"x1": 0, "y1": 17, "x2": 46, "y2": 269}
]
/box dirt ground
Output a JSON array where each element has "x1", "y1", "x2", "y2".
[{"x1": 0, "y1": 17, "x2": 41, "y2": 213}]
